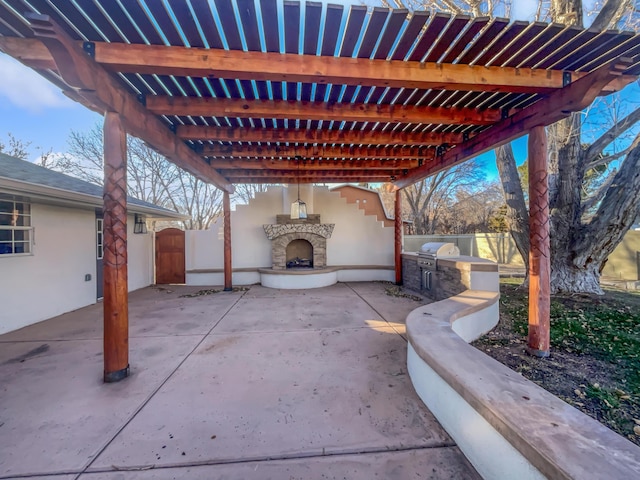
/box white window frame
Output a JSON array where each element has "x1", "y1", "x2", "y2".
[
  {"x1": 96, "y1": 218, "x2": 104, "y2": 260},
  {"x1": 0, "y1": 194, "x2": 33, "y2": 257}
]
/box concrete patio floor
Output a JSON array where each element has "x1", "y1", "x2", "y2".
[{"x1": 0, "y1": 282, "x2": 479, "y2": 479}]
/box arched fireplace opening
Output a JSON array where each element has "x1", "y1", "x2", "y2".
[{"x1": 286, "y1": 239, "x2": 313, "y2": 268}]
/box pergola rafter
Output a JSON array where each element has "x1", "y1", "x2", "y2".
[
  {"x1": 206, "y1": 158, "x2": 422, "y2": 170},
  {"x1": 201, "y1": 144, "x2": 434, "y2": 160},
  {"x1": 146, "y1": 96, "x2": 504, "y2": 125},
  {"x1": 177, "y1": 125, "x2": 464, "y2": 146}
]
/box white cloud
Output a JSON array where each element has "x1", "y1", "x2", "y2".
[
  {"x1": 0, "y1": 54, "x2": 74, "y2": 112},
  {"x1": 511, "y1": 0, "x2": 539, "y2": 21}
]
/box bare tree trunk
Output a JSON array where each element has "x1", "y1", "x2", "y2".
[
  {"x1": 491, "y1": 0, "x2": 637, "y2": 294},
  {"x1": 590, "y1": 0, "x2": 626, "y2": 30},
  {"x1": 548, "y1": 113, "x2": 588, "y2": 293},
  {"x1": 495, "y1": 144, "x2": 530, "y2": 281}
]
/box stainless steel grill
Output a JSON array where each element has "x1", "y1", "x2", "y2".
[{"x1": 417, "y1": 242, "x2": 460, "y2": 292}]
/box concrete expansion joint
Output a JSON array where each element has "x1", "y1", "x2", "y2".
[
  {"x1": 75, "y1": 288, "x2": 251, "y2": 479},
  {"x1": 82, "y1": 442, "x2": 459, "y2": 474}
]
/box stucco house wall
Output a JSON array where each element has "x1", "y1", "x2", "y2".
[
  {"x1": 126, "y1": 215, "x2": 155, "y2": 291},
  {"x1": 0, "y1": 203, "x2": 154, "y2": 335},
  {"x1": 1, "y1": 204, "x2": 96, "y2": 334},
  {"x1": 0, "y1": 154, "x2": 183, "y2": 335}
]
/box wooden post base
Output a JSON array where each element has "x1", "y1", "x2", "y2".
[
  {"x1": 104, "y1": 365, "x2": 130, "y2": 383},
  {"x1": 525, "y1": 347, "x2": 550, "y2": 358}
]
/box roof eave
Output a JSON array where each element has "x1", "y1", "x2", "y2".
[{"x1": 0, "y1": 176, "x2": 186, "y2": 220}]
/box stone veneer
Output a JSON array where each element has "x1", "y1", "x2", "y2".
[
  {"x1": 402, "y1": 253, "x2": 498, "y2": 300},
  {"x1": 263, "y1": 223, "x2": 335, "y2": 270}
]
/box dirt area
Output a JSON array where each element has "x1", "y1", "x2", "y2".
[{"x1": 472, "y1": 280, "x2": 640, "y2": 446}]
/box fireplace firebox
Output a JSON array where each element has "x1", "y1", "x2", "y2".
[{"x1": 264, "y1": 215, "x2": 334, "y2": 270}]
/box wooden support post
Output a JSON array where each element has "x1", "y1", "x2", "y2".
[
  {"x1": 223, "y1": 190, "x2": 232, "y2": 291},
  {"x1": 395, "y1": 188, "x2": 403, "y2": 285},
  {"x1": 103, "y1": 112, "x2": 130, "y2": 382},
  {"x1": 527, "y1": 126, "x2": 550, "y2": 357}
]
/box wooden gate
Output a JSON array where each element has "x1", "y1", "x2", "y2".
[{"x1": 155, "y1": 228, "x2": 185, "y2": 284}]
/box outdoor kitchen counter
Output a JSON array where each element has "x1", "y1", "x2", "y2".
[{"x1": 402, "y1": 253, "x2": 499, "y2": 300}]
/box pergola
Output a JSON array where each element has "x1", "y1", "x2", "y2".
[{"x1": 1, "y1": 0, "x2": 638, "y2": 381}]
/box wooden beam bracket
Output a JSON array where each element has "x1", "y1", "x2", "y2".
[
  {"x1": 393, "y1": 56, "x2": 635, "y2": 189},
  {"x1": 83, "y1": 41, "x2": 95, "y2": 58},
  {"x1": 23, "y1": 13, "x2": 234, "y2": 193}
]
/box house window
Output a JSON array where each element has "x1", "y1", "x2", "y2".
[
  {"x1": 96, "y1": 218, "x2": 103, "y2": 260},
  {"x1": 0, "y1": 194, "x2": 32, "y2": 256}
]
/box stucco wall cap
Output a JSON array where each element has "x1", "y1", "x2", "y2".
[{"x1": 406, "y1": 291, "x2": 640, "y2": 480}]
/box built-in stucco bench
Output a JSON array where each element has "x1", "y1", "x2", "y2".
[
  {"x1": 187, "y1": 265, "x2": 395, "y2": 288},
  {"x1": 406, "y1": 290, "x2": 640, "y2": 480}
]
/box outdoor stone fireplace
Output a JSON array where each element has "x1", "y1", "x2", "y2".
[{"x1": 263, "y1": 214, "x2": 335, "y2": 270}]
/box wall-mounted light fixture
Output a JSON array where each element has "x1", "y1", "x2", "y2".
[
  {"x1": 134, "y1": 214, "x2": 148, "y2": 234},
  {"x1": 290, "y1": 157, "x2": 307, "y2": 220}
]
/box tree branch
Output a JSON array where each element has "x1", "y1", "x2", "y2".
[
  {"x1": 584, "y1": 105, "x2": 640, "y2": 166},
  {"x1": 590, "y1": 0, "x2": 625, "y2": 30},
  {"x1": 495, "y1": 144, "x2": 530, "y2": 270},
  {"x1": 586, "y1": 136, "x2": 640, "y2": 170},
  {"x1": 581, "y1": 170, "x2": 618, "y2": 213},
  {"x1": 575, "y1": 143, "x2": 640, "y2": 265}
]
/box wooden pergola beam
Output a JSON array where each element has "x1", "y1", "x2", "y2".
[
  {"x1": 201, "y1": 144, "x2": 434, "y2": 160},
  {"x1": 178, "y1": 125, "x2": 464, "y2": 146},
  {"x1": 393, "y1": 57, "x2": 634, "y2": 189},
  {"x1": 219, "y1": 169, "x2": 400, "y2": 180},
  {"x1": 207, "y1": 158, "x2": 421, "y2": 170},
  {"x1": 19, "y1": 15, "x2": 233, "y2": 193},
  {"x1": 146, "y1": 97, "x2": 502, "y2": 125},
  {"x1": 2, "y1": 36, "x2": 631, "y2": 96},
  {"x1": 227, "y1": 176, "x2": 393, "y2": 184}
]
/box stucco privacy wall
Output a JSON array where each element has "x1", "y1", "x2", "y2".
[
  {"x1": 186, "y1": 186, "x2": 394, "y2": 281},
  {"x1": 0, "y1": 203, "x2": 154, "y2": 334},
  {"x1": 405, "y1": 231, "x2": 640, "y2": 280},
  {"x1": 313, "y1": 187, "x2": 394, "y2": 266},
  {"x1": 186, "y1": 187, "x2": 284, "y2": 271},
  {"x1": 602, "y1": 230, "x2": 640, "y2": 280},
  {"x1": 404, "y1": 234, "x2": 525, "y2": 266}
]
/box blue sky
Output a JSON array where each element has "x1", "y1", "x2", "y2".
[{"x1": 0, "y1": 0, "x2": 625, "y2": 182}]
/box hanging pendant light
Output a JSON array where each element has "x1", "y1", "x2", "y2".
[{"x1": 290, "y1": 157, "x2": 307, "y2": 219}]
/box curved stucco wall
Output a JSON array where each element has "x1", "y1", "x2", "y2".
[{"x1": 406, "y1": 291, "x2": 640, "y2": 480}]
